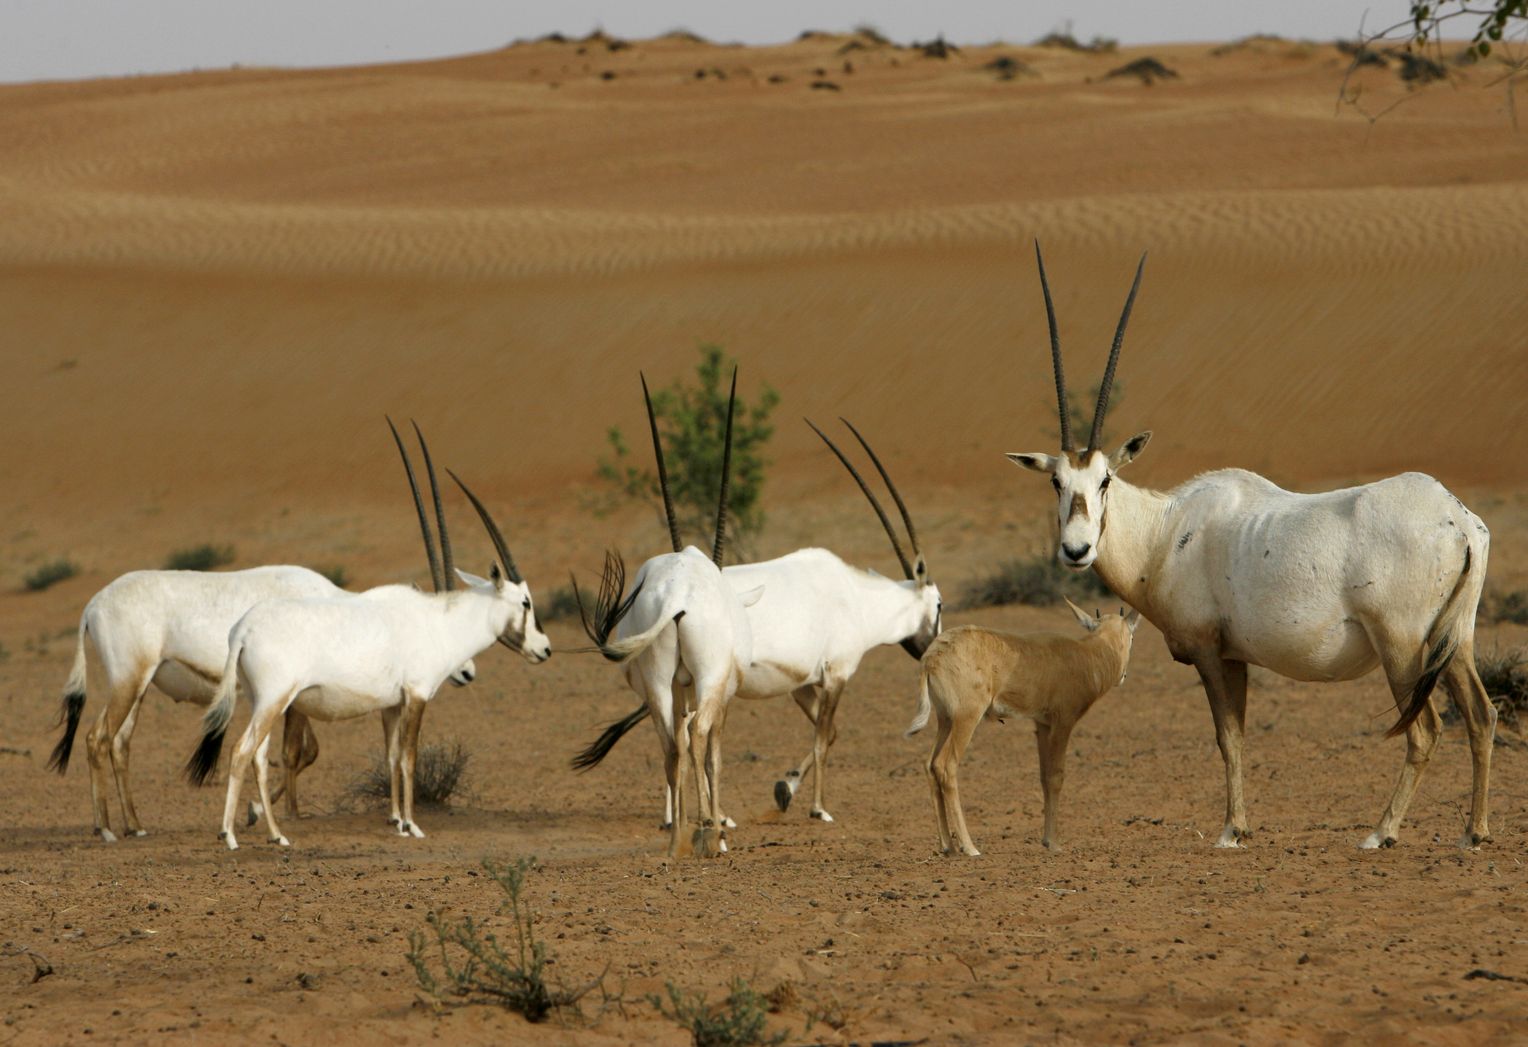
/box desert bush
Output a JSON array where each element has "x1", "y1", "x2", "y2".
[
  {"x1": 1475, "y1": 646, "x2": 1527, "y2": 729},
  {"x1": 24, "y1": 558, "x2": 78, "y2": 592},
  {"x1": 407, "y1": 857, "x2": 606, "y2": 1022},
  {"x1": 1488, "y1": 589, "x2": 1528, "y2": 625},
  {"x1": 649, "y1": 977, "x2": 786, "y2": 1047},
  {"x1": 350, "y1": 740, "x2": 470, "y2": 806},
  {"x1": 1035, "y1": 29, "x2": 1118, "y2": 53},
  {"x1": 597, "y1": 345, "x2": 779, "y2": 550},
  {"x1": 319, "y1": 564, "x2": 349, "y2": 588},
  {"x1": 164, "y1": 543, "x2": 236, "y2": 571},
  {"x1": 537, "y1": 584, "x2": 582, "y2": 623},
  {"x1": 958, "y1": 553, "x2": 1115, "y2": 611}
]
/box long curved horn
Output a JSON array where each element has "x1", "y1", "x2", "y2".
[
  {"x1": 386, "y1": 416, "x2": 443, "y2": 592},
  {"x1": 411, "y1": 420, "x2": 455, "y2": 591},
  {"x1": 806, "y1": 418, "x2": 915, "y2": 579},
  {"x1": 642, "y1": 372, "x2": 682, "y2": 554},
  {"x1": 711, "y1": 367, "x2": 738, "y2": 567},
  {"x1": 1086, "y1": 252, "x2": 1147, "y2": 454},
  {"x1": 838, "y1": 417, "x2": 920, "y2": 563},
  {"x1": 1034, "y1": 240, "x2": 1072, "y2": 453},
  {"x1": 445, "y1": 469, "x2": 523, "y2": 584}
]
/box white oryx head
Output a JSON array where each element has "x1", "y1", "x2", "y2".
[
  {"x1": 808, "y1": 418, "x2": 943, "y2": 659},
  {"x1": 448, "y1": 470, "x2": 554, "y2": 665},
  {"x1": 1006, "y1": 242, "x2": 1151, "y2": 572}
]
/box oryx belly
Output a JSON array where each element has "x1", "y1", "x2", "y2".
[
  {"x1": 151, "y1": 659, "x2": 223, "y2": 704},
  {"x1": 291, "y1": 684, "x2": 403, "y2": 722},
  {"x1": 736, "y1": 658, "x2": 817, "y2": 701}
]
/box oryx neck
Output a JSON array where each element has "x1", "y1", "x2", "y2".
[{"x1": 1092, "y1": 476, "x2": 1172, "y2": 619}]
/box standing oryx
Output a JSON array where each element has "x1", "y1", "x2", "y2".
[
  {"x1": 576, "y1": 372, "x2": 758, "y2": 858},
  {"x1": 184, "y1": 454, "x2": 550, "y2": 850},
  {"x1": 1007, "y1": 242, "x2": 1494, "y2": 850},
  {"x1": 574, "y1": 417, "x2": 942, "y2": 825},
  {"x1": 46, "y1": 420, "x2": 473, "y2": 842}
]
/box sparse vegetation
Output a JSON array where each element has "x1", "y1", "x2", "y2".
[
  {"x1": 319, "y1": 564, "x2": 349, "y2": 588},
  {"x1": 1407, "y1": 0, "x2": 1527, "y2": 60},
  {"x1": 958, "y1": 553, "x2": 1116, "y2": 611},
  {"x1": 351, "y1": 740, "x2": 471, "y2": 806},
  {"x1": 407, "y1": 857, "x2": 607, "y2": 1022},
  {"x1": 1489, "y1": 588, "x2": 1528, "y2": 624},
  {"x1": 986, "y1": 55, "x2": 1037, "y2": 80},
  {"x1": 164, "y1": 543, "x2": 236, "y2": 571},
  {"x1": 1107, "y1": 57, "x2": 1181, "y2": 84},
  {"x1": 1046, "y1": 380, "x2": 1127, "y2": 451},
  {"x1": 538, "y1": 584, "x2": 582, "y2": 623},
  {"x1": 1035, "y1": 29, "x2": 1118, "y2": 53},
  {"x1": 649, "y1": 977, "x2": 786, "y2": 1047},
  {"x1": 24, "y1": 558, "x2": 79, "y2": 592},
  {"x1": 1474, "y1": 645, "x2": 1527, "y2": 729},
  {"x1": 597, "y1": 345, "x2": 779, "y2": 552},
  {"x1": 913, "y1": 35, "x2": 959, "y2": 59}
]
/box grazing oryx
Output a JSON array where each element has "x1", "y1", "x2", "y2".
[
  {"x1": 576, "y1": 371, "x2": 758, "y2": 858},
  {"x1": 1007, "y1": 242, "x2": 1494, "y2": 850},
  {"x1": 184, "y1": 455, "x2": 549, "y2": 850},
  {"x1": 574, "y1": 418, "x2": 942, "y2": 825},
  {"x1": 47, "y1": 420, "x2": 473, "y2": 842},
  {"x1": 907, "y1": 601, "x2": 1140, "y2": 855}
]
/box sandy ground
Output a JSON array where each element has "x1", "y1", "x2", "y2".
[{"x1": 1, "y1": 30, "x2": 1527, "y2": 1044}]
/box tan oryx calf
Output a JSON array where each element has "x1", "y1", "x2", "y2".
[{"x1": 906, "y1": 600, "x2": 1139, "y2": 856}]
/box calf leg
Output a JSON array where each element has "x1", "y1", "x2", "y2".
[
  {"x1": 931, "y1": 706, "x2": 984, "y2": 857},
  {"x1": 925, "y1": 712, "x2": 956, "y2": 854},
  {"x1": 1038, "y1": 719, "x2": 1076, "y2": 852}
]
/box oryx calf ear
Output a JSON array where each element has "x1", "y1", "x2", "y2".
[
  {"x1": 1109, "y1": 431, "x2": 1152, "y2": 469},
  {"x1": 1063, "y1": 596, "x2": 1100, "y2": 631},
  {"x1": 1006, "y1": 452, "x2": 1059, "y2": 473},
  {"x1": 1124, "y1": 607, "x2": 1142, "y2": 631}
]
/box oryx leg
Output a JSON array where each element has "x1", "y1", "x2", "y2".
[
  {"x1": 1442, "y1": 641, "x2": 1495, "y2": 850},
  {"x1": 381, "y1": 704, "x2": 403, "y2": 828},
  {"x1": 807, "y1": 681, "x2": 846, "y2": 822},
  {"x1": 929, "y1": 698, "x2": 983, "y2": 857},
  {"x1": 85, "y1": 659, "x2": 154, "y2": 843},
  {"x1": 670, "y1": 708, "x2": 692, "y2": 859},
  {"x1": 278, "y1": 710, "x2": 320, "y2": 818},
  {"x1": 1037, "y1": 718, "x2": 1076, "y2": 853},
  {"x1": 108, "y1": 692, "x2": 149, "y2": 838},
  {"x1": 1195, "y1": 657, "x2": 1251, "y2": 848},
  {"x1": 252, "y1": 730, "x2": 288, "y2": 846},
  {"x1": 221, "y1": 690, "x2": 291, "y2": 850},
  {"x1": 397, "y1": 694, "x2": 427, "y2": 839}
]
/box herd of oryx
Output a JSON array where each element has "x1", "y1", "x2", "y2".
[{"x1": 46, "y1": 245, "x2": 1496, "y2": 858}]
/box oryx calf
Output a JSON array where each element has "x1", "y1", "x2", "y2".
[{"x1": 907, "y1": 601, "x2": 1139, "y2": 856}]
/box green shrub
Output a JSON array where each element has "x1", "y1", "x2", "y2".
[
  {"x1": 24, "y1": 559, "x2": 78, "y2": 592},
  {"x1": 407, "y1": 857, "x2": 606, "y2": 1022},
  {"x1": 165, "y1": 544, "x2": 236, "y2": 571},
  {"x1": 649, "y1": 977, "x2": 786, "y2": 1047},
  {"x1": 958, "y1": 553, "x2": 1115, "y2": 611},
  {"x1": 598, "y1": 346, "x2": 779, "y2": 552},
  {"x1": 350, "y1": 740, "x2": 470, "y2": 806}
]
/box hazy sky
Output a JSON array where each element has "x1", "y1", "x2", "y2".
[{"x1": 3, "y1": 1, "x2": 1428, "y2": 85}]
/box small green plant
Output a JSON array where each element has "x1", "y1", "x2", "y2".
[
  {"x1": 649, "y1": 977, "x2": 786, "y2": 1047},
  {"x1": 958, "y1": 553, "x2": 1115, "y2": 611},
  {"x1": 407, "y1": 857, "x2": 605, "y2": 1022},
  {"x1": 597, "y1": 346, "x2": 779, "y2": 552},
  {"x1": 165, "y1": 544, "x2": 236, "y2": 571},
  {"x1": 24, "y1": 558, "x2": 78, "y2": 592},
  {"x1": 537, "y1": 584, "x2": 582, "y2": 623},
  {"x1": 350, "y1": 740, "x2": 471, "y2": 806},
  {"x1": 319, "y1": 564, "x2": 349, "y2": 588}
]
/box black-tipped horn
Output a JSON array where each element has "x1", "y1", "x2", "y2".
[
  {"x1": 1034, "y1": 240, "x2": 1073, "y2": 453},
  {"x1": 387, "y1": 416, "x2": 444, "y2": 593},
  {"x1": 807, "y1": 418, "x2": 915, "y2": 580},
  {"x1": 411, "y1": 420, "x2": 455, "y2": 591},
  {"x1": 1086, "y1": 252, "x2": 1147, "y2": 454},
  {"x1": 839, "y1": 417, "x2": 922, "y2": 566},
  {"x1": 712, "y1": 368, "x2": 738, "y2": 567},
  {"x1": 445, "y1": 469, "x2": 523, "y2": 584},
  {"x1": 642, "y1": 372, "x2": 682, "y2": 554}
]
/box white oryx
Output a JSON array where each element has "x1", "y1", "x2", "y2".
[
  {"x1": 185, "y1": 458, "x2": 550, "y2": 850},
  {"x1": 576, "y1": 372, "x2": 757, "y2": 858},
  {"x1": 1007, "y1": 242, "x2": 1494, "y2": 850},
  {"x1": 47, "y1": 419, "x2": 473, "y2": 842},
  {"x1": 574, "y1": 418, "x2": 943, "y2": 825}
]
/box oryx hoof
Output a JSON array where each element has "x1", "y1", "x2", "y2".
[
  {"x1": 658, "y1": 821, "x2": 673, "y2": 831},
  {"x1": 773, "y1": 780, "x2": 794, "y2": 812},
  {"x1": 221, "y1": 831, "x2": 239, "y2": 852},
  {"x1": 1359, "y1": 832, "x2": 1397, "y2": 850},
  {"x1": 270, "y1": 835, "x2": 290, "y2": 847},
  {"x1": 1458, "y1": 829, "x2": 1491, "y2": 851},
  {"x1": 1043, "y1": 839, "x2": 1062, "y2": 854},
  {"x1": 129, "y1": 829, "x2": 148, "y2": 838},
  {"x1": 409, "y1": 823, "x2": 426, "y2": 840},
  {"x1": 98, "y1": 828, "x2": 118, "y2": 844},
  {"x1": 692, "y1": 823, "x2": 725, "y2": 859},
  {"x1": 809, "y1": 809, "x2": 835, "y2": 823},
  {"x1": 721, "y1": 815, "x2": 737, "y2": 830},
  {"x1": 1215, "y1": 826, "x2": 1249, "y2": 849},
  {"x1": 247, "y1": 802, "x2": 262, "y2": 827}
]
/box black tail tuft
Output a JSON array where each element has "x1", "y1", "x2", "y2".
[
  {"x1": 47, "y1": 691, "x2": 87, "y2": 774},
  {"x1": 184, "y1": 728, "x2": 226, "y2": 787},
  {"x1": 570, "y1": 705, "x2": 650, "y2": 772},
  {"x1": 572, "y1": 550, "x2": 645, "y2": 658}
]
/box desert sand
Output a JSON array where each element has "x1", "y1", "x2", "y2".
[{"x1": 1, "y1": 31, "x2": 1526, "y2": 1044}]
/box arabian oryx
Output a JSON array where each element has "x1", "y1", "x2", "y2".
[
  {"x1": 907, "y1": 601, "x2": 1140, "y2": 855},
  {"x1": 46, "y1": 420, "x2": 473, "y2": 842},
  {"x1": 576, "y1": 371, "x2": 759, "y2": 858},
  {"x1": 573, "y1": 417, "x2": 942, "y2": 825},
  {"x1": 1007, "y1": 242, "x2": 1494, "y2": 850},
  {"x1": 185, "y1": 450, "x2": 549, "y2": 850}
]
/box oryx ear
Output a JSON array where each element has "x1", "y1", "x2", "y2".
[
  {"x1": 737, "y1": 584, "x2": 765, "y2": 608},
  {"x1": 1063, "y1": 596, "x2": 1098, "y2": 631},
  {"x1": 1124, "y1": 607, "x2": 1142, "y2": 632},
  {"x1": 1006, "y1": 452, "x2": 1058, "y2": 474},
  {"x1": 1109, "y1": 431, "x2": 1152, "y2": 470},
  {"x1": 454, "y1": 566, "x2": 491, "y2": 589},
  {"x1": 913, "y1": 554, "x2": 929, "y2": 586}
]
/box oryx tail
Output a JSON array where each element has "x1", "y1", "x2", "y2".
[
  {"x1": 184, "y1": 633, "x2": 243, "y2": 786},
  {"x1": 1388, "y1": 545, "x2": 1476, "y2": 739},
  {"x1": 47, "y1": 622, "x2": 90, "y2": 774},
  {"x1": 905, "y1": 666, "x2": 933, "y2": 737},
  {"x1": 570, "y1": 704, "x2": 650, "y2": 771}
]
